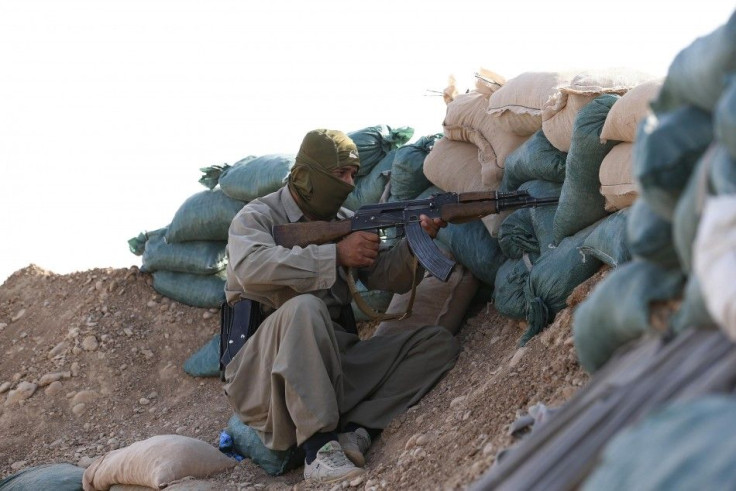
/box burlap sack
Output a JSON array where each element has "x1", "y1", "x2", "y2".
[
  {"x1": 599, "y1": 142, "x2": 637, "y2": 212},
  {"x1": 600, "y1": 79, "x2": 663, "y2": 143},
  {"x1": 372, "y1": 263, "x2": 479, "y2": 337},
  {"x1": 474, "y1": 67, "x2": 506, "y2": 96},
  {"x1": 82, "y1": 435, "x2": 235, "y2": 491},
  {"x1": 422, "y1": 137, "x2": 487, "y2": 193},
  {"x1": 542, "y1": 68, "x2": 655, "y2": 152},
  {"x1": 488, "y1": 71, "x2": 575, "y2": 136}
]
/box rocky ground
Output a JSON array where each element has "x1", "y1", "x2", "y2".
[{"x1": 0, "y1": 263, "x2": 603, "y2": 490}]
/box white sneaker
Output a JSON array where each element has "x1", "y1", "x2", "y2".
[
  {"x1": 338, "y1": 427, "x2": 372, "y2": 467},
  {"x1": 303, "y1": 441, "x2": 366, "y2": 484}
]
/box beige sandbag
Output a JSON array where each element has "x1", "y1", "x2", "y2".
[
  {"x1": 488, "y1": 71, "x2": 575, "y2": 136},
  {"x1": 542, "y1": 68, "x2": 655, "y2": 152},
  {"x1": 474, "y1": 67, "x2": 506, "y2": 96},
  {"x1": 443, "y1": 75, "x2": 459, "y2": 104},
  {"x1": 373, "y1": 263, "x2": 479, "y2": 337},
  {"x1": 423, "y1": 138, "x2": 488, "y2": 193},
  {"x1": 693, "y1": 195, "x2": 736, "y2": 341},
  {"x1": 599, "y1": 142, "x2": 637, "y2": 212},
  {"x1": 600, "y1": 79, "x2": 663, "y2": 143},
  {"x1": 82, "y1": 435, "x2": 236, "y2": 491},
  {"x1": 481, "y1": 210, "x2": 513, "y2": 238},
  {"x1": 442, "y1": 91, "x2": 528, "y2": 187}
]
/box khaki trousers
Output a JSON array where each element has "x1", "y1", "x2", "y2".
[{"x1": 223, "y1": 294, "x2": 460, "y2": 450}]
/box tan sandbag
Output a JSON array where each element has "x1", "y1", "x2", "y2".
[
  {"x1": 600, "y1": 79, "x2": 663, "y2": 143},
  {"x1": 373, "y1": 263, "x2": 479, "y2": 337},
  {"x1": 82, "y1": 435, "x2": 236, "y2": 491},
  {"x1": 443, "y1": 75, "x2": 459, "y2": 104},
  {"x1": 599, "y1": 142, "x2": 637, "y2": 212},
  {"x1": 474, "y1": 67, "x2": 506, "y2": 96},
  {"x1": 423, "y1": 138, "x2": 488, "y2": 193},
  {"x1": 488, "y1": 71, "x2": 576, "y2": 136},
  {"x1": 693, "y1": 195, "x2": 736, "y2": 341},
  {"x1": 481, "y1": 210, "x2": 514, "y2": 238},
  {"x1": 542, "y1": 68, "x2": 655, "y2": 152}
]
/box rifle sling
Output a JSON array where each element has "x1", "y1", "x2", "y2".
[{"x1": 345, "y1": 255, "x2": 419, "y2": 322}]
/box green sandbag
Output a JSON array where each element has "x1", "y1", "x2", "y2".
[
  {"x1": 198, "y1": 157, "x2": 256, "y2": 190},
  {"x1": 522, "y1": 221, "x2": 604, "y2": 345},
  {"x1": 627, "y1": 198, "x2": 680, "y2": 269},
  {"x1": 670, "y1": 275, "x2": 717, "y2": 334},
  {"x1": 579, "y1": 208, "x2": 631, "y2": 267},
  {"x1": 225, "y1": 414, "x2": 304, "y2": 476},
  {"x1": 437, "y1": 219, "x2": 505, "y2": 288},
  {"x1": 709, "y1": 143, "x2": 736, "y2": 194},
  {"x1": 389, "y1": 134, "x2": 442, "y2": 201},
  {"x1": 0, "y1": 463, "x2": 84, "y2": 491},
  {"x1": 715, "y1": 74, "x2": 736, "y2": 159},
  {"x1": 140, "y1": 229, "x2": 227, "y2": 275},
  {"x1": 152, "y1": 270, "x2": 226, "y2": 308},
  {"x1": 553, "y1": 94, "x2": 620, "y2": 243},
  {"x1": 493, "y1": 256, "x2": 535, "y2": 319},
  {"x1": 651, "y1": 10, "x2": 736, "y2": 114},
  {"x1": 343, "y1": 150, "x2": 395, "y2": 211},
  {"x1": 183, "y1": 334, "x2": 221, "y2": 378},
  {"x1": 348, "y1": 125, "x2": 414, "y2": 178},
  {"x1": 500, "y1": 130, "x2": 567, "y2": 191},
  {"x1": 351, "y1": 279, "x2": 394, "y2": 323},
  {"x1": 525, "y1": 180, "x2": 563, "y2": 253},
  {"x1": 128, "y1": 227, "x2": 167, "y2": 256},
  {"x1": 632, "y1": 105, "x2": 713, "y2": 220},
  {"x1": 498, "y1": 208, "x2": 536, "y2": 259},
  {"x1": 582, "y1": 396, "x2": 736, "y2": 491},
  {"x1": 573, "y1": 260, "x2": 685, "y2": 373},
  {"x1": 218, "y1": 154, "x2": 295, "y2": 202},
  {"x1": 165, "y1": 189, "x2": 246, "y2": 243}
]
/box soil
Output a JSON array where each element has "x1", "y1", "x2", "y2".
[{"x1": 0, "y1": 263, "x2": 606, "y2": 490}]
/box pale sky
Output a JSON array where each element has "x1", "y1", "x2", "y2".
[{"x1": 1, "y1": 0, "x2": 734, "y2": 283}]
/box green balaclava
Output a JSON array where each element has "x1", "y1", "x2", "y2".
[{"x1": 288, "y1": 129, "x2": 361, "y2": 220}]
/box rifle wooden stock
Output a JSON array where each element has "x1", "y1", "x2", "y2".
[
  {"x1": 440, "y1": 201, "x2": 499, "y2": 223},
  {"x1": 273, "y1": 219, "x2": 353, "y2": 248}
]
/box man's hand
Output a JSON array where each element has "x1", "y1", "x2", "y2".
[
  {"x1": 337, "y1": 231, "x2": 380, "y2": 268},
  {"x1": 419, "y1": 214, "x2": 447, "y2": 239}
]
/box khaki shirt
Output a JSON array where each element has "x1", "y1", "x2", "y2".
[{"x1": 225, "y1": 187, "x2": 423, "y2": 319}]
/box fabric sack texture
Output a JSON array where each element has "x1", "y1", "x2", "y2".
[
  {"x1": 436, "y1": 219, "x2": 505, "y2": 289},
  {"x1": 343, "y1": 149, "x2": 395, "y2": 211},
  {"x1": 598, "y1": 142, "x2": 637, "y2": 212},
  {"x1": 493, "y1": 256, "x2": 535, "y2": 320},
  {"x1": 348, "y1": 125, "x2": 414, "y2": 178},
  {"x1": 626, "y1": 198, "x2": 681, "y2": 270},
  {"x1": 579, "y1": 208, "x2": 631, "y2": 267},
  {"x1": 600, "y1": 79, "x2": 663, "y2": 143},
  {"x1": 224, "y1": 414, "x2": 304, "y2": 476},
  {"x1": 152, "y1": 270, "x2": 226, "y2": 309},
  {"x1": 164, "y1": 189, "x2": 246, "y2": 243},
  {"x1": 552, "y1": 94, "x2": 620, "y2": 244},
  {"x1": 669, "y1": 274, "x2": 717, "y2": 334},
  {"x1": 0, "y1": 463, "x2": 85, "y2": 491},
  {"x1": 499, "y1": 130, "x2": 567, "y2": 192},
  {"x1": 715, "y1": 74, "x2": 736, "y2": 159},
  {"x1": 652, "y1": 10, "x2": 736, "y2": 114},
  {"x1": 487, "y1": 71, "x2": 576, "y2": 137},
  {"x1": 389, "y1": 133, "x2": 442, "y2": 201},
  {"x1": 216, "y1": 154, "x2": 295, "y2": 202},
  {"x1": 139, "y1": 229, "x2": 227, "y2": 276},
  {"x1": 183, "y1": 334, "x2": 221, "y2": 378},
  {"x1": 633, "y1": 105, "x2": 713, "y2": 221},
  {"x1": 498, "y1": 208, "x2": 537, "y2": 259},
  {"x1": 82, "y1": 435, "x2": 236, "y2": 491},
  {"x1": 473, "y1": 67, "x2": 506, "y2": 96},
  {"x1": 422, "y1": 137, "x2": 487, "y2": 193},
  {"x1": 572, "y1": 259, "x2": 685, "y2": 373}
]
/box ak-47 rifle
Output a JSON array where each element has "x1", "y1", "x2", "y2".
[{"x1": 272, "y1": 189, "x2": 558, "y2": 282}]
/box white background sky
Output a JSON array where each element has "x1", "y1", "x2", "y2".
[{"x1": 1, "y1": 0, "x2": 734, "y2": 283}]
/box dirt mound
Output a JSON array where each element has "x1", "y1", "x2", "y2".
[{"x1": 0, "y1": 264, "x2": 600, "y2": 489}]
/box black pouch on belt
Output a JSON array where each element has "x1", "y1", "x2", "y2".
[{"x1": 219, "y1": 299, "x2": 264, "y2": 381}]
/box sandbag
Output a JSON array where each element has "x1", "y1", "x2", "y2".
[
  {"x1": 152, "y1": 270, "x2": 226, "y2": 308},
  {"x1": 373, "y1": 262, "x2": 479, "y2": 337},
  {"x1": 670, "y1": 275, "x2": 717, "y2": 334},
  {"x1": 579, "y1": 208, "x2": 631, "y2": 267},
  {"x1": 343, "y1": 149, "x2": 395, "y2": 211},
  {"x1": 82, "y1": 435, "x2": 235, "y2": 491},
  {"x1": 633, "y1": 105, "x2": 713, "y2": 220},
  {"x1": 423, "y1": 137, "x2": 487, "y2": 193},
  {"x1": 351, "y1": 278, "x2": 394, "y2": 323},
  {"x1": 582, "y1": 396, "x2": 736, "y2": 491},
  {"x1": 139, "y1": 229, "x2": 227, "y2": 276},
  {"x1": 224, "y1": 414, "x2": 304, "y2": 476},
  {"x1": 542, "y1": 68, "x2": 654, "y2": 152},
  {"x1": 483, "y1": 178, "x2": 561, "y2": 240},
  {"x1": 127, "y1": 227, "x2": 167, "y2": 256},
  {"x1": 599, "y1": 142, "x2": 637, "y2": 212},
  {"x1": 522, "y1": 222, "x2": 604, "y2": 345},
  {"x1": 626, "y1": 198, "x2": 680, "y2": 269},
  {"x1": 183, "y1": 334, "x2": 220, "y2": 378},
  {"x1": 715, "y1": 74, "x2": 736, "y2": 159},
  {"x1": 600, "y1": 79, "x2": 662, "y2": 143},
  {"x1": 488, "y1": 71, "x2": 575, "y2": 136},
  {"x1": 0, "y1": 463, "x2": 84, "y2": 491},
  {"x1": 348, "y1": 125, "x2": 414, "y2": 177},
  {"x1": 498, "y1": 208, "x2": 536, "y2": 259},
  {"x1": 573, "y1": 260, "x2": 685, "y2": 373},
  {"x1": 473, "y1": 67, "x2": 506, "y2": 96},
  {"x1": 389, "y1": 134, "x2": 441, "y2": 201},
  {"x1": 499, "y1": 130, "x2": 567, "y2": 192},
  {"x1": 217, "y1": 154, "x2": 295, "y2": 202},
  {"x1": 436, "y1": 219, "x2": 505, "y2": 288},
  {"x1": 652, "y1": 10, "x2": 736, "y2": 114},
  {"x1": 553, "y1": 94, "x2": 620, "y2": 243},
  {"x1": 694, "y1": 195, "x2": 736, "y2": 342},
  {"x1": 493, "y1": 256, "x2": 534, "y2": 320},
  {"x1": 165, "y1": 189, "x2": 246, "y2": 243},
  {"x1": 524, "y1": 180, "x2": 563, "y2": 253}
]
